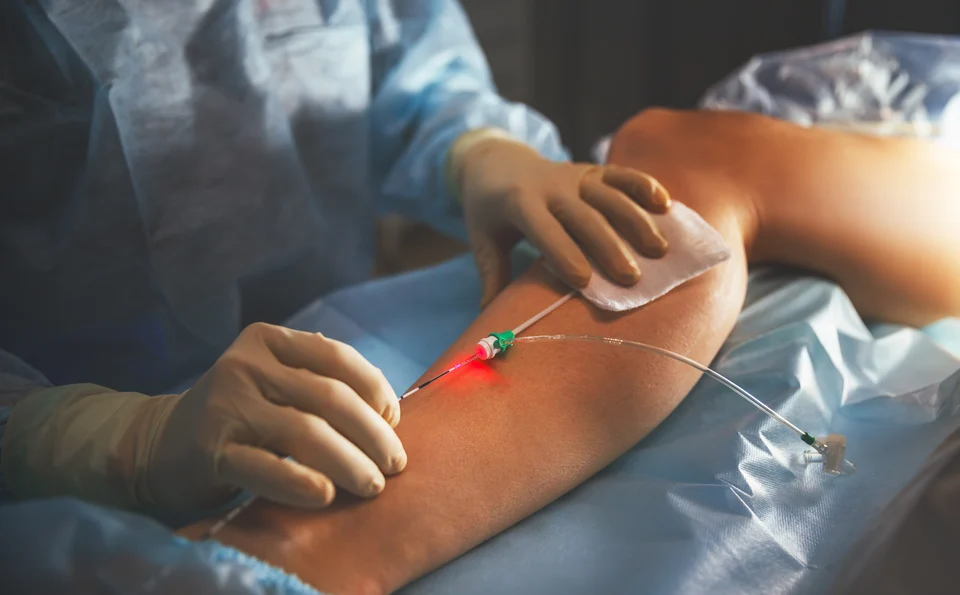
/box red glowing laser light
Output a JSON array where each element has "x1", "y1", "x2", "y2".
[
  {"x1": 399, "y1": 354, "x2": 479, "y2": 400},
  {"x1": 398, "y1": 349, "x2": 505, "y2": 401}
]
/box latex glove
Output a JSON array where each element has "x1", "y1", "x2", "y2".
[
  {"x1": 449, "y1": 129, "x2": 671, "y2": 307},
  {"x1": 2, "y1": 323, "x2": 406, "y2": 512}
]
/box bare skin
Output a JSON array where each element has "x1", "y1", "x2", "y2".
[
  {"x1": 180, "y1": 109, "x2": 960, "y2": 594},
  {"x1": 621, "y1": 109, "x2": 960, "y2": 327}
]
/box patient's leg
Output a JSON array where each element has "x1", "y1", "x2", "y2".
[
  {"x1": 180, "y1": 192, "x2": 752, "y2": 593},
  {"x1": 612, "y1": 109, "x2": 960, "y2": 326}
]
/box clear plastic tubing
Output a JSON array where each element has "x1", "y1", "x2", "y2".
[{"x1": 514, "y1": 333, "x2": 809, "y2": 439}]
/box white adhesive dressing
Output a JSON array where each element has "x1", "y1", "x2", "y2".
[{"x1": 575, "y1": 201, "x2": 731, "y2": 312}]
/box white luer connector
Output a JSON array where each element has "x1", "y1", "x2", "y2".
[
  {"x1": 803, "y1": 433, "x2": 856, "y2": 475},
  {"x1": 822, "y1": 434, "x2": 848, "y2": 476},
  {"x1": 475, "y1": 336, "x2": 502, "y2": 360}
]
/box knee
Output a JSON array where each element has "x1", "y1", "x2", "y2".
[
  {"x1": 611, "y1": 108, "x2": 684, "y2": 155},
  {"x1": 607, "y1": 108, "x2": 729, "y2": 179},
  {"x1": 606, "y1": 109, "x2": 761, "y2": 259},
  {"x1": 611, "y1": 107, "x2": 778, "y2": 159}
]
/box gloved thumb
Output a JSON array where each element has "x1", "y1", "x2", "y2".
[{"x1": 472, "y1": 234, "x2": 512, "y2": 309}]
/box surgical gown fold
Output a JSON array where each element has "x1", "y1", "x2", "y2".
[{"x1": 0, "y1": 0, "x2": 568, "y2": 402}]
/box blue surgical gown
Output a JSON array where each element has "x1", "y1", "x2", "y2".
[{"x1": 0, "y1": 0, "x2": 568, "y2": 401}]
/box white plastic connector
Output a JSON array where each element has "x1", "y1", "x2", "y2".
[
  {"x1": 475, "y1": 336, "x2": 501, "y2": 360},
  {"x1": 802, "y1": 433, "x2": 856, "y2": 476},
  {"x1": 822, "y1": 434, "x2": 847, "y2": 476}
]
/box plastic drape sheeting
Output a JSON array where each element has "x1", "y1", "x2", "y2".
[
  {"x1": 0, "y1": 498, "x2": 325, "y2": 595},
  {"x1": 700, "y1": 31, "x2": 960, "y2": 145},
  {"x1": 829, "y1": 426, "x2": 960, "y2": 595}
]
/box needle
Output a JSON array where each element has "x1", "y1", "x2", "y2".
[{"x1": 399, "y1": 354, "x2": 479, "y2": 401}]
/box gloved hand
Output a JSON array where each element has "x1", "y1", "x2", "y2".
[
  {"x1": 2, "y1": 323, "x2": 406, "y2": 512},
  {"x1": 449, "y1": 129, "x2": 672, "y2": 308}
]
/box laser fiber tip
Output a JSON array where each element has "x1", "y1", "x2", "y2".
[{"x1": 476, "y1": 336, "x2": 498, "y2": 360}]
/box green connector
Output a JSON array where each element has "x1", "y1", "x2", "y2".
[
  {"x1": 489, "y1": 330, "x2": 515, "y2": 353},
  {"x1": 801, "y1": 432, "x2": 816, "y2": 446}
]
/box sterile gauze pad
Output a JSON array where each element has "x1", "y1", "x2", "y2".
[{"x1": 569, "y1": 201, "x2": 731, "y2": 312}]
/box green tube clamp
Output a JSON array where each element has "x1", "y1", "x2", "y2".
[{"x1": 489, "y1": 330, "x2": 515, "y2": 353}]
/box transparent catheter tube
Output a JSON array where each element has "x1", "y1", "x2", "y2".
[
  {"x1": 515, "y1": 334, "x2": 806, "y2": 437},
  {"x1": 513, "y1": 334, "x2": 856, "y2": 475}
]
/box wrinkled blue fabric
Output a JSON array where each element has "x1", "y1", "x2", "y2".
[
  {"x1": 3, "y1": 255, "x2": 960, "y2": 593},
  {"x1": 0, "y1": 0, "x2": 567, "y2": 397},
  {"x1": 0, "y1": 498, "x2": 324, "y2": 595}
]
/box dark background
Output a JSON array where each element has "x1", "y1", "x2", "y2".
[{"x1": 460, "y1": 0, "x2": 960, "y2": 160}]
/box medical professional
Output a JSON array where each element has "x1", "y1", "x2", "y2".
[{"x1": 0, "y1": 0, "x2": 670, "y2": 513}]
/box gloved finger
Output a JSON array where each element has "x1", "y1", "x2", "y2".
[
  {"x1": 470, "y1": 232, "x2": 512, "y2": 309},
  {"x1": 218, "y1": 443, "x2": 336, "y2": 509},
  {"x1": 264, "y1": 368, "x2": 406, "y2": 476},
  {"x1": 581, "y1": 178, "x2": 668, "y2": 258},
  {"x1": 512, "y1": 200, "x2": 593, "y2": 289},
  {"x1": 261, "y1": 405, "x2": 387, "y2": 499},
  {"x1": 259, "y1": 327, "x2": 400, "y2": 427},
  {"x1": 600, "y1": 166, "x2": 671, "y2": 214},
  {"x1": 550, "y1": 199, "x2": 641, "y2": 286}
]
